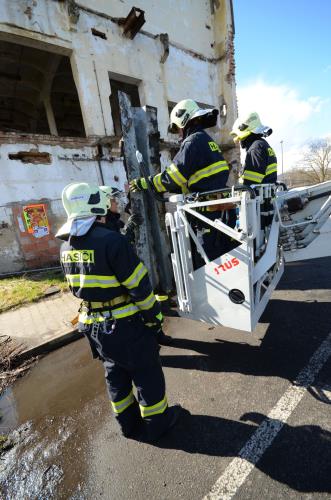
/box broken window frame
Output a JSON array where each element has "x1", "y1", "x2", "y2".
[
  {"x1": 0, "y1": 37, "x2": 86, "y2": 138},
  {"x1": 109, "y1": 74, "x2": 141, "y2": 137}
]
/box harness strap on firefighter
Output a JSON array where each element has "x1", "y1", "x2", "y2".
[
  {"x1": 78, "y1": 294, "x2": 140, "y2": 324},
  {"x1": 84, "y1": 295, "x2": 130, "y2": 312}
]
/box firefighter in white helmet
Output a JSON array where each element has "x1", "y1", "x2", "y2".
[
  {"x1": 230, "y1": 112, "x2": 278, "y2": 185},
  {"x1": 130, "y1": 99, "x2": 229, "y2": 195},
  {"x1": 130, "y1": 98, "x2": 232, "y2": 263},
  {"x1": 99, "y1": 185, "x2": 143, "y2": 245},
  {"x1": 56, "y1": 182, "x2": 182, "y2": 441}
]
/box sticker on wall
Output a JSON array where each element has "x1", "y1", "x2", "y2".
[
  {"x1": 17, "y1": 215, "x2": 26, "y2": 233},
  {"x1": 22, "y1": 204, "x2": 50, "y2": 238}
]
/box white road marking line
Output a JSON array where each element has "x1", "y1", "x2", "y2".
[{"x1": 204, "y1": 332, "x2": 331, "y2": 500}]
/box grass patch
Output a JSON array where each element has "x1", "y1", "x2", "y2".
[{"x1": 0, "y1": 270, "x2": 69, "y2": 313}]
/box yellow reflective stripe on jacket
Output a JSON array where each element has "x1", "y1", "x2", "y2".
[
  {"x1": 111, "y1": 303, "x2": 139, "y2": 319},
  {"x1": 111, "y1": 390, "x2": 135, "y2": 414},
  {"x1": 188, "y1": 160, "x2": 229, "y2": 187},
  {"x1": 166, "y1": 163, "x2": 187, "y2": 188},
  {"x1": 242, "y1": 170, "x2": 265, "y2": 183},
  {"x1": 121, "y1": 262, "x2": 147, "y2": 289},
  {"x1": 265, "y1": 163, "x2": 277, "y2": 175},
  {"x1": 135, "y1": 291, "x2": 156, "y2": 311},
  {"x1": 140, "y1": 395, "x2": 168, "y2": 417},
  {"x1": 152, "y1": 173, "x2": 167, "y2": 193},
  {"x1": 66, "y1": 274, "x2": 120, "y2": 288}
]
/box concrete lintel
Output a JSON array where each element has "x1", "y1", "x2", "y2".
[{"x1": 0, "y1": 23, "x2": 72, "y2": 55}]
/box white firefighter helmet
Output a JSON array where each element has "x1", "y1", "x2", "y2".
[
  {"x1": 99, "y1": 185, "x2": 128, "y2": 212},
  {"x1": 230, "y1": 112, "x2": 272, "y2": 143},
  {"x1": 169, "y1": 99, "x2": 215, "y2": 133},
  {"x1": 62, "y1": 182, "x2": 108, "y2": 220}
]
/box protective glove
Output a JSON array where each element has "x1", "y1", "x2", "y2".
[
  {"x1": 126, "y1": 213, "x2": 144, "y2": 230},
  {"x1": 129, "y1": 178, "x2": 148, "y2": 192},
  {"x1": 145, "y1": 312, "x2": 163, "y2": 329}
]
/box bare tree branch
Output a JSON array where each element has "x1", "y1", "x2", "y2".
[{"x1": 293, "y1": 138, "x2": 331, "y2": 185}]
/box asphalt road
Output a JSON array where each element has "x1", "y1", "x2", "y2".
[{"x1": 1, "y1": 257, "x2": 331, "y2": 499}]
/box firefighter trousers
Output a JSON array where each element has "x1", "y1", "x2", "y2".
[{"x1": 81, "y1": 313, "x2": 171, "y2": 441}]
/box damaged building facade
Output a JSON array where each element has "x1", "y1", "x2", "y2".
[{"x1": 0, "y1": 0, "x2": 238, "y2": 282}]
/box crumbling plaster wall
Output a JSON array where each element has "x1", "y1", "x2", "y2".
[
  {"x1": 0, "y1": 139, "x2": 128, "y2": 273},
  {"x1": 0, "y1": 0, "x2": 237, "y2": 141},
  {"x1": 0, "y1": 0, "x2": 238, "y2": 273}
]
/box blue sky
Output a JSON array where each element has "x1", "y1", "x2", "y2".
[{"x1": 233, "y1": 0, "x2": 331, "y2": 170}]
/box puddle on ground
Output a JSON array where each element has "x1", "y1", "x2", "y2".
[{"x1": 0, "y1": 339, "x2": 112, "y2": 499}]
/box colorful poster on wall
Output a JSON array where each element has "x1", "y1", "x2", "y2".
[{"x1": 22, "y1": 204, "x2": 50, "y2": 238}]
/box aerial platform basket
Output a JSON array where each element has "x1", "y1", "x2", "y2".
[{"x1": 165, "y1": 181, "x2": 331, "y2": 332}]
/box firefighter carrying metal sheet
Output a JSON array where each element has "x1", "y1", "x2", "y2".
[
  {"x1": 230, "y1": 112, "x2": 278, "y2": 185},
  {"x1": 99, "y1": 185, "x2": 173, "y2": 345},
  {"x1": 129, "y1": 98, "x2": 233, "y2": 262},
  {"x1": 56, "y1": 182, "x2": 182, "y2": 441}
]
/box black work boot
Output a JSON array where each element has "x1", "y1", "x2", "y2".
[
  {"x1": 143, "y1": 405, "x2": 183, "y2": 443},
  {"x1": 117, "y1": 402, "x2": 143, "y2": 440},
  {"x1": 166, "y1": 404, "x2": 183, "y2": 431}
]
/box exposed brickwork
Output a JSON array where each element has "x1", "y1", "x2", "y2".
[
  {"x1": 226, "y1": 29, "x2": 236, "y2": 84},
  {"x1": 11, "y1": 204, "x2": 61, "y2": 270},
  {"x1": 0, "y1": 132, "x2": 105, "y2": 148}
]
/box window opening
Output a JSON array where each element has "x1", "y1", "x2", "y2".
[
  {"x1": 0, "y1": 40, "x2": 85, "y2": 137},
  {"x1": 109, "y1": 78, "x2": 140, "y2": 137}
]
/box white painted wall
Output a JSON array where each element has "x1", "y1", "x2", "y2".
[
  {"x1": 0, "y1": 143, "x2": 127, "y2": 205},
  {"x1": 0, "y1": 0, "x2": 236, "y2": 141},
  {"x1": 77, "y1": 0, "x2": 216, "y2": 58},
  {"x1": 0, "y1": 0, "x2": 237, "y2": 272}
]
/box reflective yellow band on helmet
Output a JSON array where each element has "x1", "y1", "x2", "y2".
[
  {"x1": 140, "y1": 395, "x2": 168, "y2": 417},
  {"x1": 265, "y1": 163, "x2": 277, "y2": 175},
  {"x1": 111, "y1": 303, "x2": 139, "y2": 319},
  {"x1": 188, "y1": 161, "x2": 229, "y2": 187},
  {"x1": 111, "y1": 390, "x2": 135, "y2": 414},
  {"x1": 135, "y1": 291, "x2": 156, "y2": 311},
  {"x1": 167, "y1": 163, "x2": 187, "y2": 188},
  {"x1": 121, "y1": 262, "x2": 147, "y2": 289},
  {"x1": 242, "y1": 170, "x2": 265, "y2": 183},
  {"x1": 66, "y1": 274, "x2": 120, "y2": 288},
  {"x1": 152, "y1": 173, "x2": 167, "y2": 193}
]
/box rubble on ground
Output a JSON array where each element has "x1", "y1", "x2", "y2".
[{"x1": 0, "y1": 335, "x2": 37, "y2": 395}]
